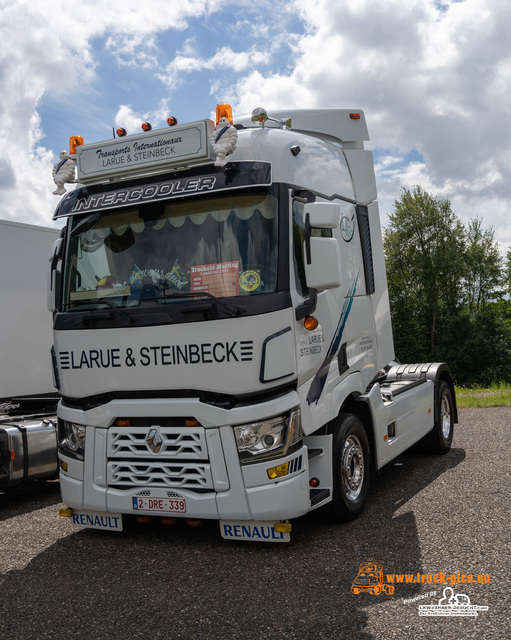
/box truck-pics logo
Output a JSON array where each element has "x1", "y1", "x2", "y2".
[{"x1": 351, "y1": 559, "x2": 395, "y2": 595}]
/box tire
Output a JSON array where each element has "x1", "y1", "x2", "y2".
[
  {"x1": 326, "y1": 413, "x2": 370, "y2": 522},
  {"x1": 425, "y1": 380, "x2": 454, "y2": 454}
]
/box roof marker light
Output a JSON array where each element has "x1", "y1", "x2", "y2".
[
  {"x1": 116, "y1": 128, "x2": 127, "y2": 137},
  {"x1": 141, "y1": 122, "x2": 152, "y2": 132},
  {"x1": 216, "y1": 104, "x2": 233, "y2": 125},
  {"x1": 167, "y1": 116, "x2": 178, "y2": 126},
  {"x1": 350, "y1": 113, "x2": 361, "y2": 120}
]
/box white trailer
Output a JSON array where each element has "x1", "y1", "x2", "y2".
[
  {"x1": 0, "y1": 220, "x2": 60, "y2": 400},
  {"x1": 50, "y1": 106, "x2": 457, "y2": 541},
  {"x1": 0, "y1": 220, "x2": 60, "y2": 489}
]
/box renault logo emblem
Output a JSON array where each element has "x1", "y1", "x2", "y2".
[{"x1": 146, "y1": 428, "x2": 163, "y2": 453}]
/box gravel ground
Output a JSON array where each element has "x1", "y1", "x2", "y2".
[{"x1": 1, "y1": 407, "x2": 509, "y2": 640}]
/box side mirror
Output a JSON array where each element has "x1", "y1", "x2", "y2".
[
  {"x1": 303, "y1": 202, "x2": 341, "y2": 229},
  {"x1": 305, "y1": 238, "x2": 342, "y2": 289},
  {"x1": 303, "y1": 203, "x2": 342, "y2": 290}
]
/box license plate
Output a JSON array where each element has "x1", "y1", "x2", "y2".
[
  {"x1": 70, "y1": 510, "x2": 123, "y2": 531},
  {"x1": 220, "y1": 520, "x2": 290, "y2": 543},
  {"x1": 132, "y1": 496, "x2": 186, "y2": 513}
]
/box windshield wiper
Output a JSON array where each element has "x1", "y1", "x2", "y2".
[
  {"x1": 66, "y1": 297, "x2": 135, "y2": 326},
  {"x1": 158, "y1": 290, "x2": 247, "y2": 317}
]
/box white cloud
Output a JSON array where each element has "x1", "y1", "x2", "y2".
[
  {"x1": 0, "y1": 0, "x2": 217, "y2": 225},
  {"x1": 1, "y1": 0, "x2": 511, "y2": 258},
  {"x1": 223, "y1": 0, "x2": 511, "y2": 235}
]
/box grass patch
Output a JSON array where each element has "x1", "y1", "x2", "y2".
[{"x1": 455, "y1": 382, "x2": 511, "y2": 408}]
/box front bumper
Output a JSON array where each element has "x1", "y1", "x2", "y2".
[{"x1": 58, "y1": 393, "x2": 310, "y2": 522}]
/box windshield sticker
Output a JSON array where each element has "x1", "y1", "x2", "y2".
[
  {"x1": 191, "y1": 261, "x2": 240, "y2": 297},
  {"x1": 126, "y1": 260, "x2": 188, "y2": 292},
  {"x1": 239, "y1": 270, "x2": 261, "y2": 292}
]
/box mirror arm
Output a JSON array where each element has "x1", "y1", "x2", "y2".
[{"x1": 295, "y1": 288, "x2": 317, "y2": 320}]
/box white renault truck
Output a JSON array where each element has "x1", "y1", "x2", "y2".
[{"x1": 50, "y1": 105, "x2": 456, "y2": 541}]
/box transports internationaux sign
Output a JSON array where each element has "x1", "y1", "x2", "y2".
[{"x1": 76, "y1": 120, "x2": 215, "y2": 182}]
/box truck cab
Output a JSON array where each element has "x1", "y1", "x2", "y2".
[{"x1": 50, "y1": 106, "x2": 456, "y2": 541}]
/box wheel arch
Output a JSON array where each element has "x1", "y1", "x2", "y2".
[{"x1": 328, "y1": 384, "x2": 376, "y2": 472}]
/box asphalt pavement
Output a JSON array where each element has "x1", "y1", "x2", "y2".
[{"x1": 1, "y1": 407, "x2": 509, "y2": 640}]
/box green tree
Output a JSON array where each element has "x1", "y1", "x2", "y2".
[
  {"x1": 383, "y1": 186, "x2": 466, "y2": 360},
  {"x1": 504, "y1": 248, "x2": 511, "y2": 296},
  {"x1": 463, "y1": 217, "x2": 503, "y2": 313},
  {"x1": 435, "y1": 307, "x2": 511, "y2": 386}
]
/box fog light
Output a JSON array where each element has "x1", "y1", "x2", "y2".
[{"x1": 267, "y1": 462, "x2": 289, "y2": 479}]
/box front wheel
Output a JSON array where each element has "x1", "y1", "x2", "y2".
[{"x1": 325, "y1": 413, "x2": 370, "y2": 522}]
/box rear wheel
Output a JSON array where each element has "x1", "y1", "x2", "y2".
[
  {"x1": 425, "y1": 380, "x2": 454, "y2": 454},
  {"x1": 326, "y1": 413, "x2": 370, "y2": 522}
]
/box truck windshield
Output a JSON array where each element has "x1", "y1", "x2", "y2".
[{"x1": 61, "y1": 191, "x2": 278, "y2": 310}]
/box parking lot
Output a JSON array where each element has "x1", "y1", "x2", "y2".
[{"x1": 1, "y1": 407, "x2": 509, "y2": 640}]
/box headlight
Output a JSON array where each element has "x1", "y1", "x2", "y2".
[
  {"x1": 234, "y1": 409, "x2": 302, "y2": 464},
  {"x1": 59, "y1": 419, "x2": 86, "y2": 458}
]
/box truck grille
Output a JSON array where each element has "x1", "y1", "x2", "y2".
[
  {"x1": 107, "y1": 461, "x2": 212, "y2": 488},
  {"x1": 106, "y1": 425, "x2": 212, "y2": 489},
  {"x1": 108, "y1": 426, "x2": 207, "y2": 459}
]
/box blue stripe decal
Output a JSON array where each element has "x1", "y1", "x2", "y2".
[{"x1": 306, "y1": 273, "x2": 358, "y2": 405}]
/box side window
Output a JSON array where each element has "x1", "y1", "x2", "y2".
[
  {"x1": 293, "y1": 200, "x2": 308, "y2": 297},
  {"x1": 292, "y1": 199, "x2": 331, "y2": 297}
]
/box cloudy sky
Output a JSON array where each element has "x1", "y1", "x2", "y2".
[{"x1": 1, "y1": 0, "x2": 510, "y2": 250}]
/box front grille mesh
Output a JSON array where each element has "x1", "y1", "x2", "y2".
[
  {"x1": 106, "y1": 425, "x2": 212, "y2": 489},
  {"x1": 108, "y1": 461, "x2": 212, "y2": 488},
  {"x1": 108, "y1": 426, "x2": 207, "y2": 459}
]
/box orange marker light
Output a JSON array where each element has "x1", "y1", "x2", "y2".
[
  {"x1": 216, "y1": 104, "x2": 233, "y2": 125},
  {"x1": 116, "y1": 128, "x2": 127, "y2": 137},
  {"x1": 167, "y1": 116, "x2": 178, "y2": 126},
  {"x1": 141, "y1": 122, "x2": 152, "y2": 132},
  {"x1": 350, "y1": 113, "x2": 361, "y2": 120},
  {"x1": 185, "y1": 419, "x2": 200, "y2": 427},
  {"x1": 115, "y1": 419, "x2": 130, "y2": 426},
  {"x1": 69, "y1": 136, "x2": 84, "y2": 155},
  {"x1": 187, "y1": 519, "x2": 202, "y2": 527},
  {"x1": 136, "y1": 516, "x2": 151, "y2": 523},
  {"x1": 304, "y1": 316, "x2": 319, "y2": 331}
]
